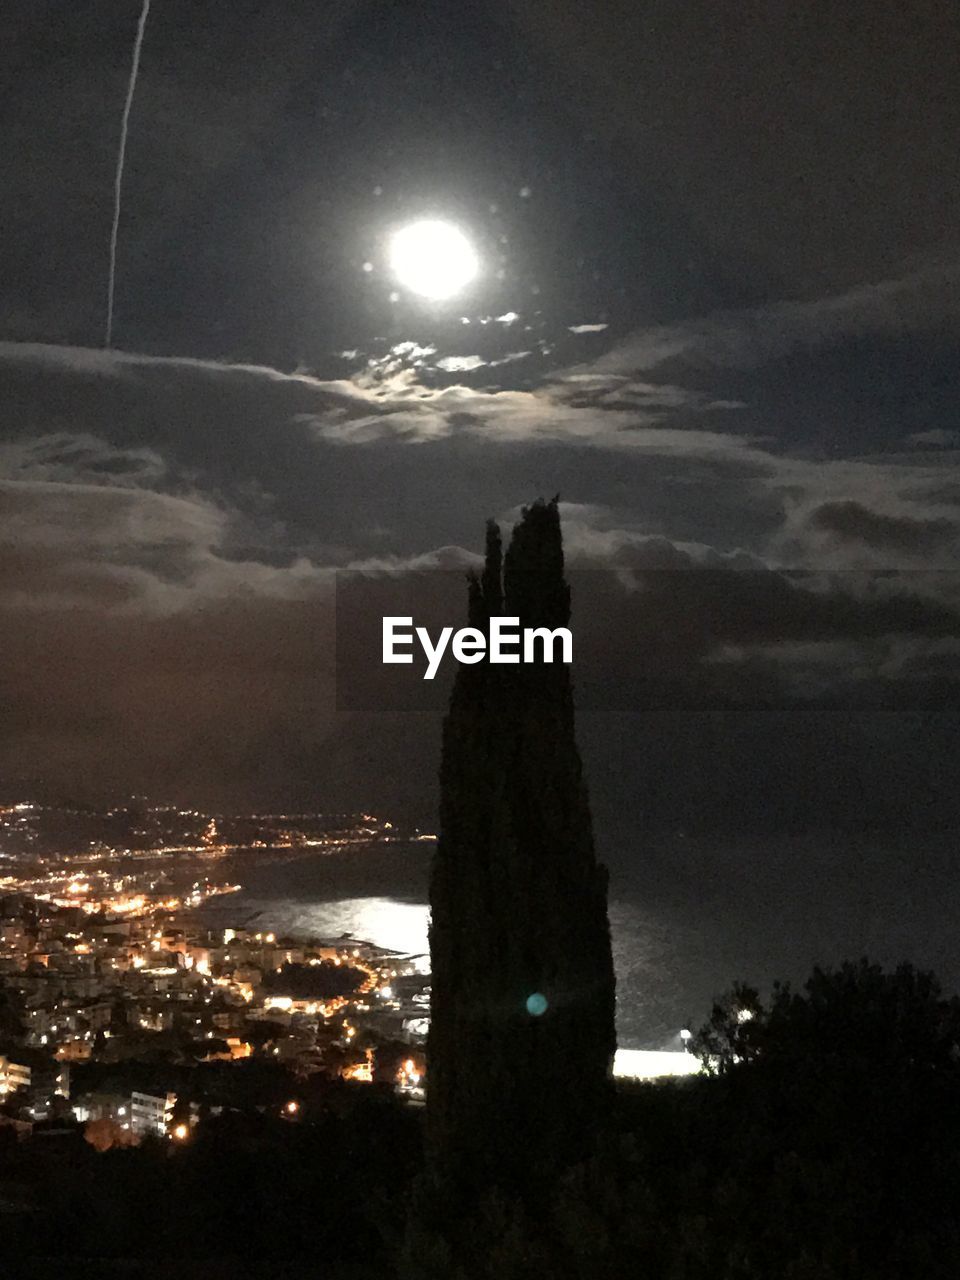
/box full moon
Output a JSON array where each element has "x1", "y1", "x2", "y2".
[{"x1": 388, "y1": 219, "x2": 480, "y2": 300}]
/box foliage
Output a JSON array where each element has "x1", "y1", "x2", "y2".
[
  {"x1": 426, "y1": 500, "x2": 617, "y2": 1200},
  {"x1": 262, "y1": 960, "x2": 365, "y2": 999},
  {"x1": 0, "y1": 986, "x2": 26, "y2": 1041},
  {"x1": 688, "y1": 980, "x2": 766, "y2": 1073},
  {"x1": 691, "y1": 959, "x2": 960, "y2": 1075},
  {"x1": 83, "y1": 1115, "x2": 139, "y2": 1152},
  {"x1": 404, "y1": 957, "x2": 960, "y2": 1278},
  {"x1": 1, "y1": 1088, "x2": 421, "y2": 1267}
]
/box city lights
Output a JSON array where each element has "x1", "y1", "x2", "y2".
[{"x1": 0, "y1": 800, "x2": 431, "y2": 1163}]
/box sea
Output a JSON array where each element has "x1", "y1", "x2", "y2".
[{"x1": 200, "y1": 832, "x2": 960, "y2": 1050}]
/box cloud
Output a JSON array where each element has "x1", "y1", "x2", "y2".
[
  {"x1": 1, "y1": 336, "x2": 957, "y2": 585},
  {"x1": 0, "y1": 337, "x2": 956, "y2": 569},
  {"x1": 0, "y1": 433, "x2": 167, "y2": 488},
  {"x1": 0, "y1": 468, "x2": 328, "y2": 615},
  {"x1": 582, "y1": 254, "x2": 960, "y2": 379},
  {"x1": 500, "y1": 499, "x2": 960, "y2": 655},
  {"x1": 907, "y1": 429, "x2": 960, "y2": 450},
  {"x1": 805, "y1": 499, "x2": 957, "y2": 554},
  {"x1": 0, "y1": 340, "x2": 754, "y2": 460},
  {"x1": 0, "y1": 328, "x2": 958, "y2": 812},
  {"x1": 0, "y1": 445, "x2": 338, "y2": 805}
]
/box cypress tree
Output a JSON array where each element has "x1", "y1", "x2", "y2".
[{"x1": 426, "y1": 498, "x2": 617, "y2": 1197}]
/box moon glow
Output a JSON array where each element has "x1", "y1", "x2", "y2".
[{"x1": 388, "y1": 219, "x2": 480, "y2": 300}]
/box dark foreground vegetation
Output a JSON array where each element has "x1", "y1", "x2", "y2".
[
  {"x1": 3, "y1": 958, "x2": 960, "y2": 1278},
  {"x1": 0, "y1": 1077, "x2": 419, "y2": 1277},
  {"x1": 404, "y1": 958, "x2": 960, "y2": 1280}
]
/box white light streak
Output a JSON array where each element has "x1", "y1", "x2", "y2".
[{"x1": 105, "y1": 0, "x2": 151, "y2": 349}]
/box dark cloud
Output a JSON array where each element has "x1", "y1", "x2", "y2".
[
  {"x1": 806, "y1": 500, "x2": 957, "y2": 554},
  {"x1": 587, "y1": 257, "x2": 960, "y2": 380}
]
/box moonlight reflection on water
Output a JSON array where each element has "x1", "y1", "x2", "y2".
[
  {"x1": 202, "y1": 876, "x2": 689, "y2": 1046},
  {"x1": 200, "y1": 833, "x2": 960, "y2": 1049},
  {"x1": 206, "y1": 893, "x2": 430, "y2": 961}
]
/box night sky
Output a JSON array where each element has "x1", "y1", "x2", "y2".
[{"x1": 2, "y1": 0, "x2": 960, "y2": 855}]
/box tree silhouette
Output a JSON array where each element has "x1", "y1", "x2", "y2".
[{"x1": 425, "y1": 499, "x2": 616, "y2": 1201}]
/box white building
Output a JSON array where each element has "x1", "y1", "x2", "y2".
[
  {"x1": 131, "y1": 1090, "x2": 176, "y2": 1137},
  {"x1": 0, "y1": 1055, "x2": 31, "y2": 1094}
]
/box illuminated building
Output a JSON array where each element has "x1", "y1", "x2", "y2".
[
  {"x1": 131, "y1": 1090, "x2": 176, "y2": 1138},
  {"x1": 0, "y1": 1055, "x2": 31, "y2": 1094}
]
